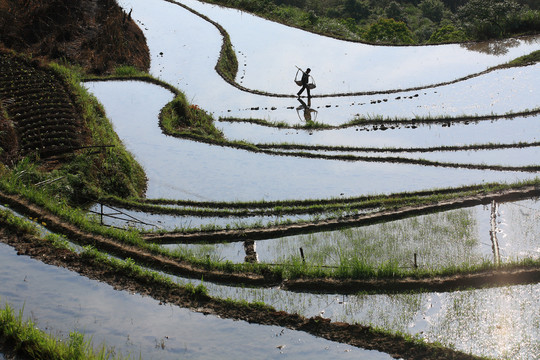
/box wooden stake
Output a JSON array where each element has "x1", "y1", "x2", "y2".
[{"x1": 490, "y1": 200, "x2": 501, "y2": 266}]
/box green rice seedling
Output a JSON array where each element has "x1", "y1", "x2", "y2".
[
  {"x1": 113, "y1": 65, "x2": 147, "y2": 77},
  {"x1": 0, "y1": 302, "x2": 127, "y2": 360},
  {"x1": 345, "y1": 258, "x2": 376, "y2": 279},
  {"x1": 0, "y1": 207, "x2": 40, "y2": 236},
  {"x1": 184, "y1": 281, "x2": 209, "y2": 299},
  {"x1": 287, "y1": 256, "x2": 309, "y2": 278}
]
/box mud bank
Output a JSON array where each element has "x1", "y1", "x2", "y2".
[
  {"x1": 0, "y1": 229, "x2": 481, "y2": 360},
  {"x1": 1, "y1": 186, "x2": 539, "y2": 294}
]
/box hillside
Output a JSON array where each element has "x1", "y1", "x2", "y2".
[{"x1": 0, "y1": 0, "x2": 149, "y2": 74}]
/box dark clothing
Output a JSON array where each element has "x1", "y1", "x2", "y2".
[
  {"x1": 297, "y1": 72, "x2": 311, "y2": 97},
  {"x1": 301, "y1": 72, "x2": 309, "y2": 85}
]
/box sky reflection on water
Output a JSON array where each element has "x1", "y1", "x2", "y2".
[
  {"x1": 218, "y1": 114, "x2": 540, "y2": 150},
  {"x1": 0, "y1": 242, "x2": 390, "y2": 360},
  {"x1": 120, "y1": 0, "x2": 540, "y2": 94},
  {"x1": 117, "y1": 0, "x2": 540, "y2": 124},
  {"x1": 85, "y1": 80, "x2": 538, "y2": 202}
]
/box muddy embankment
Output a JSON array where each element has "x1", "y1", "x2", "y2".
[
  {"x1": 0, "y1": 226, "x2": 484, "y2": 360},
  {"x1": 143, "y1": 185, "x2": 540, "y2": 245},
  {"x1": 1, "y1": 186, "x2": 539, "y2": 294},
  {"x1": 0, "y1": 0, "x2": 149, "y2": 74}
]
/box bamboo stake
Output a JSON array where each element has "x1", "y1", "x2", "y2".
[{"x1": 490, "y1": 200, "x2": 501, "y2": 266}]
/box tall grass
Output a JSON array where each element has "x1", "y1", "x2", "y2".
[
  {"x1": 508, "y1": 49, "x2": 540, "y2": 66},
  {"x1": 159, "y1": 93, "x2": 225, "y2": 143},
  {"x1": 15, "y1": 61, "x2": 149, "y2": 203},
  {"x1": 0, "y1": 302, "x2": 128, "y2": 360}
]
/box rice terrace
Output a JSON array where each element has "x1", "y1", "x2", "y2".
[{"x1": 1, "y1": 0, "x2": 540, "y2": 359}]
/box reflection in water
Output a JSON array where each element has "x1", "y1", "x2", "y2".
[
  {"x1": 461, "y1": 37, "x2": 522, "y2": 56},
  {"x1": 0, "y1": 243, "x2": 390, "y2": 360},
  {"x1": 296, "y1": 97, "x2": 318, "y2": 122},
  {"x1": 205, "y1": 273, "x2": 540, "y2": 360},
  {"x1": 243, "y1": 240, "x2": 258, "y2": 263},
  {"x1": 429, "y1": 285, "x2": 540, "y2": 359},
  {"x1": 162, "y1": 198, "x2": 539, "y2": 268}
]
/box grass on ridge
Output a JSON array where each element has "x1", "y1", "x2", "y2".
[{"x1": 0, "y1": 302, "x2": 128, "y2": 360}]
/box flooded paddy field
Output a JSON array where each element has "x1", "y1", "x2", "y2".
[
  {"x1": 218, "y1": 114, "x2": 540, "y2": 149},
  {"x1": 215, "y1": 63, "x2": 540, "y2": 125},
  {"x1": 204, "y1": 281, "x2": 540, "y2": 360},
  {"x1": 0, "y1": 242, "x2": 387, "y2": 360},
  {"x1": 85, "y1": 80, "x2": 539, "y2": 202},
  {"x1": 88, "y1": 203, "x2": 317, "y2": 231},
  {"x1": 119, "y1": 0, "x2": 540, "y2": 94},
  {"x1": 171, "y1": 0, "x2": 539, "y2": 95},
  {"x1": 118, "y1": 0, "x2": 539, "y2": 124},
  {"x1": 164, "y1": 198, "x2": 540, "y2": 268},
  {"x1": 1, "y1": 215, "x2": 539, "y2": 359},
  {"x1": 264, "y1": 147, "x2": 540, "y2": 169},
  {"x1": 2, "y1": 0, "x2": 539, "y2": 358}
]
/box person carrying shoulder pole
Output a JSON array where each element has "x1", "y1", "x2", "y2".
[{"x1": 297, "y1": 67, "x2": 311, "y2": 98}]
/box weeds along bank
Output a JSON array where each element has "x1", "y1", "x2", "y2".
[
  {"x1": 0, "y1": 209, "x2": 494, "y2": 360},
  {"x1": 0, "y1": 50, "x2": 147, "y2": 204},
  {"x1": 0, "y1": 301, "x2": 128, "y2": 360}
]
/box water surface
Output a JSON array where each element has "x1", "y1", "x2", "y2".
[
  {"x1": 218, "y1": 114, "x2": 540, "y2": 148},
  {"x1": 0, "y1": 242, "x2": 391, "y2": 360},
  {"x1": 165, "y1": 198, "x2": 540, "y2": 267},
  {"x1": 120, "y1": 0, "x2": 540, "y2": 94},
  {"x1": 85, "y1": 81, "x2": 538, "y2": 202},
  {"x1": 116, "y1": 0, "x2": 540, "y2": 124}
]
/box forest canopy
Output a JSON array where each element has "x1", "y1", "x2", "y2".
[{"x1": 204, "y1": 0, "x2": 540, "y2": 44}]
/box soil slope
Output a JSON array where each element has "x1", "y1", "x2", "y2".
[{"x1": 0, "y1": 0, "x2": 149, "y2": 74}]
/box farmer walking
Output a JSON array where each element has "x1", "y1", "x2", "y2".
[{"x1": 297, "y1": 67, "x2": 312, "y2": 98}]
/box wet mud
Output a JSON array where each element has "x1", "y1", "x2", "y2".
[
  {"x1": 1, "y1": 186, "x2": 539, "y2": 294},
  {"x1": 0, "y1": 228, "x2": 483, "y2": 360}
]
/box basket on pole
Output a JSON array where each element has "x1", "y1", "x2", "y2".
[{"x1": 294, "y1": 67, "x2": 316, "y2": 89}]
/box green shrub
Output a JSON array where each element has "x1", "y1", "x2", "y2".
[
  {"x1": 420, "y1": 0, "x2": 445, "y2": 23},
  {"x1": 160, "y1": 94, "x2": 224, "y2": 143},
  {"x1": 364, "y1": 18, "x2": 415, "y2": 44},
  {"x1": 458, "y1": 0, "x2": 521, "y2": 38},
  {"x1": 428, "y1": 23, "x2": 468, "y2": 43}
]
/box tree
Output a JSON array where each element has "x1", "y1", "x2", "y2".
[
  {"x1": 365, "y1": 18, "x2": 415, "y2": 44},
  {"x1": 385, "y1": 1, "x2": 404, "y2": 22},
  {"x1": 441, "y1": 0, "x2": 467, "y2": 13},
  {"x1": 344, "y1": 0, "x2": 371, "y2": 20},
  {"x1": 428, "y1": 23, "x2": 467, "y2": 42},
  {"x1": 420, "y1": 0, "x2": 445, "y2": 23},
  {"x1": 458, "y1": 0, "x2": 521, "y2": 38}
]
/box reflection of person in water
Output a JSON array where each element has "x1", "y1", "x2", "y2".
[
  {"x1": 297, "y1": 68, "x2": 311, "y2": 98},
  {"x1": 297, "y1": 97, "x2": 317, "y2": 122}
]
